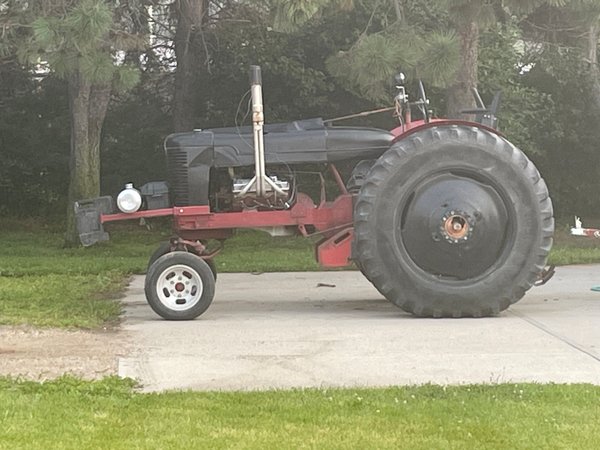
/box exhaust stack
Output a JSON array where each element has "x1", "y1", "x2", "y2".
[{"x1": 237, "y1": 65, "x2": 286, "y2": 198}]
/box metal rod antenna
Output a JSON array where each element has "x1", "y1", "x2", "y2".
[{"x1": 250, "y1": 65, "x2": 266, "y2": 197}]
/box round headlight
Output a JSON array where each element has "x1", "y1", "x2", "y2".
[{"x1": 117, "y1": 183, "x2": 142, "y2": 213}]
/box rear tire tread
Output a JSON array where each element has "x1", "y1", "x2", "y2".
[{"x1": 354, "y1": 125, "x2": 554, "y2": 318}]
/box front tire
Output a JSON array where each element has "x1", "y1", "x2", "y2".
[
  {"x1": 354, "y1": 125, "x2": 554, "y2": 317},
  {"x1": 145, "y1": 252, "x2": 216, "y2": 320},
  {"x1": 147, "y1": 241, "x2": 217, "y2": 280}
]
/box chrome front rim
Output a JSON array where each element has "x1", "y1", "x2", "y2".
[{"x1": 155, "y1": 264, "x2": 204, "y2": 311}]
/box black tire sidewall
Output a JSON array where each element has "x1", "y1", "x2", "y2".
[
  {"x1": 355, "y1": 126, "x2": 553, "y2": 316},
  {"x1": 147, "y1": 242, "x2": 172, "y2": 272}
]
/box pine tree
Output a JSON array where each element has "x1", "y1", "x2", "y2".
[{"x1": 1, "y1": 0, "x2": 141, "y2": 245}]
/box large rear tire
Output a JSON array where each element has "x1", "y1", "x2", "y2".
[{"x1": 354, "y1": 125, "x2": 554, "y2": 317}]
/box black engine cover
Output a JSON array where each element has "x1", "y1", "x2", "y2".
[{"x1": 164, "y1": 118, "x2": 393, "y2": 206}]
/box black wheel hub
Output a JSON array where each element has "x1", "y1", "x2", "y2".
[{"x1": 399, "y1": 172, "x2": 510, "y2": 279}]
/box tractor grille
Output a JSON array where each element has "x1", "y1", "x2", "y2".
[{"x1": 166, "y1": 148, "x2": 189, "y2": 206}]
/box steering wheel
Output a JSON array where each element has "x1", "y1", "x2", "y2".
[{"x1": 417, "y1": 80, "x2": 430, "y2": 123}]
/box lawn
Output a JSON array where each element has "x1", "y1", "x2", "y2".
[
  {"x1": 0, "y1": 218, "x2": 599, "y2": 328},
  {"x1": 1, "y1": 377, "x2": 599, "y2": 450},
  {"x1": 2, "y1": 222, "x2": 600, "y2": 449},
  {"x1": 0, "y1": 219, "x2": 317, "y2": 328}
]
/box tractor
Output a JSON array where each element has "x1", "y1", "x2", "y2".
[{"x1": 75, "y1": 66, "x2": 554, "y2": 320}]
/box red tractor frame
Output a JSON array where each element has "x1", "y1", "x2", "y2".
[{"x1": 76, "y1": 67, "x2": 554, "y2": 320}]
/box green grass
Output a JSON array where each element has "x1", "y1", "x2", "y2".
[
  {"x1": 2, "y1": 223, "x2": 600, "y2": 448},
  {"x1": 0, "y1": 221, "x2": 318, "y2": 277},
  {"x1": 0, "y1": 220, "x2": 318, "y2": 328},
  {"x1": 548, "y1": 224, "x2": 600, "y2": 265},
  {"x1": 0, "y1": 222, "x2": 159, "y2": 328},
  {"x1": 1, "y1": 377, "x2": 599, "y2": 449},
  {"x1": 0, "y1": 273, "x2": 124, "y2": 328},
  {"x1": 1, "y1": 218, "x2": 600, "y2": 328}
]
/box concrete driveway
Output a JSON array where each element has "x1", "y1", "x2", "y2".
[{"x1": 118, "y1": 265, "x2": 600, "y2": 392}]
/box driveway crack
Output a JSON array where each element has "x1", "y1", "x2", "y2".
[{"x1": 510, "y1": 309, "x2": 600, "y2": 364}]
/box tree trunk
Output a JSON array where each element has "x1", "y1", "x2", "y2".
[
  {"x1": 173, "y1": 0, "x2": 208, "y2": 132},
  {"x1": 64, "y1": 72, "x2": 111, "y2": 246},
  {"x1": 587, "y1": 20, "x2": 600, "y2": 112},
  {"x1": 447, "y1": 21, "x2": 479, "y2": 119},
  {"x1": 392, "y1": 0, "x2": 404, "y2": 23}
]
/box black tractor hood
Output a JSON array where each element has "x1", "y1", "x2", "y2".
[{"x1": 164, "y1": 118, "x2": 394, "y2": 167}]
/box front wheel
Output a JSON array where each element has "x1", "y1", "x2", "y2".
[
  {"x1": 147, "y1": 242, "x2": 217, "y2": 280},
  {"x1": 145, "y1": 252, "x2": 216, "y2": 320},
  {"x1": 354, "y1": 125, "x2": 554, "y2": 318}
]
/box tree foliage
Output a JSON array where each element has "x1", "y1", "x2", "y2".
[
  {"x1": 14, "y1": 0, "x2": 141, "y2": 90},
  {"x1": 0, "y1": 0, "x2": 143, "y2": 244},
  {"x1": 0, "y1": 0, "x2": 599, "y2": 220},
  {"x1": 274, "y1": 0, "x2": 460, "y2": 104},
  {"x1": 0, "y1": 66, "x2": 70, "y2": 217}
]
